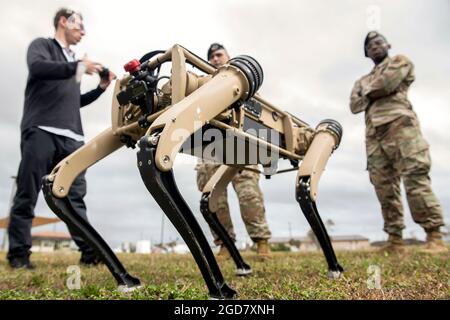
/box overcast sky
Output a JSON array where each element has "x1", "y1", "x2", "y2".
[{"x1": 0, "y1": 0, "x2": 449, "y2": 248}]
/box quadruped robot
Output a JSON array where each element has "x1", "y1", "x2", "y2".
[{"x1": 43, "y1": 45, "x2": 344, "y2": 299}]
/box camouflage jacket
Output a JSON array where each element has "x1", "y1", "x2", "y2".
[{"x1": 350, "y1": 55, "x2": 417, "y2": 135}]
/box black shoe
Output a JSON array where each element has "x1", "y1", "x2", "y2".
[
  {"x1": 80, "y1": 251, "x2": 102, "y2": 266},
  {"x1": 9, "y1": 256, "x2": 35, "y2": 270}
]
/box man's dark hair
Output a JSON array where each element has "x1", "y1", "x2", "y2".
[
  {"x1": 207, "y1": 43, "x2": 226, "y2": 60},
  {"x1": 53, "y1": 8, "x2": 83, "y2": 29}
]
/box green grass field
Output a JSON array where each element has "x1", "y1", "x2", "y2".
[{"x1": 0, "y1": 248, "x2": 448, "y2": 300}]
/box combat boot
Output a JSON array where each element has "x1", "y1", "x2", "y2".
[
  {"x1": 378, "y1": 234, "x2": 406, "y2": 253},
  {"x1": 420, "y1": 229, "x2": 448, "y2": 254},
  {"x1": 256, "y1": 239, "x2": 272, "y2": 260},
  {"x1": 216, "y1": 245, "x2": 231, "y2": 261}
]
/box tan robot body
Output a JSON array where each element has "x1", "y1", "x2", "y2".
[{"x1": 43, "y1": 45, "x2": 343, "y2": 299}]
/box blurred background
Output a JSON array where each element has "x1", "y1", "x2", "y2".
[{"x1": 0, "y1": 0, "x2": 448, "y2": 251}]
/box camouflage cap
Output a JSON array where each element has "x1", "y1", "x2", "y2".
[
  {"x1": 207, "y1": 43, "x2": 226, "y2": 60},
  {"x1": 364, "y1": 31, "x2": 387, "y2": 57}
]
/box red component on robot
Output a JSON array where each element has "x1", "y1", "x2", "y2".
[{"x1": 124, "y1": 59, "x2": 141, "y2": 74}]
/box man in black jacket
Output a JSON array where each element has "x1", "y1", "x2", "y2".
[{"x1": 7, "y1": 8, "x2": 116, "y2": 269}]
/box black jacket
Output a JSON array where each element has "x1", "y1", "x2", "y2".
[{"x1": 21, "y1": 37, "x2": 104, "y2": 135}]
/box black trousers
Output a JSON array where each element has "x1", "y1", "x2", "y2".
[{"x1": 7, "y1": 127, "x2": 94, "y2": 260}]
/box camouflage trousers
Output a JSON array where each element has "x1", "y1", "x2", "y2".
[
  {"x1": 196, "y1": 163, "x2": 271, "y2": 245},
  {"x1": 366, "y1": 115, "x2": 444, "y2": 237}
]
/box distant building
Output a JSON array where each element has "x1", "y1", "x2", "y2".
[
  {"x1": 1, "y1": 216, "x2": 61, "y2": 251},
  {"x1": 328, "y1": 235, "x2": 371, "y2": 250},
  {"x1": 152, "y1": 241, "x2": 190, "y2": 254},
  {"x1": 31, "y1": 231, "x2": 72, "y2": 252},
  {"x1": 120, "y1": 241, "x2": 136, "y2": 253},
  {"x1": 270, "y1": 235, "x2": 371, "y2": 251},
  {"x1": 136, "y1": 240, "x2": 152, "y2": 254},
  {"x1": 115, "y1": 241, "x2": 153, "y2": 254},
  {"x1": 171, "y1": 243, "x2": 190, "y2": 254},
  {"x1": 371, "y1": 238, "x2": 425, "y2": 247}
]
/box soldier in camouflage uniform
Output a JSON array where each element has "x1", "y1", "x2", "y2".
[
  {"x1": 350, "y1": 31, "x2": 447, "y2": 253},
  {"x1": 196, "y1": 43, "x2": 272, "y2": 259}
]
